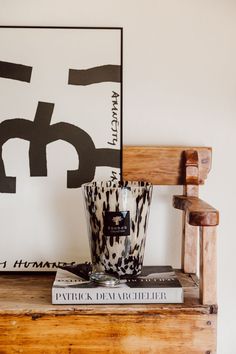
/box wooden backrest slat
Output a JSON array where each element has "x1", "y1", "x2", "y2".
[{"x1": 122, "y1": 146, "x2": 212, "y2": 185}]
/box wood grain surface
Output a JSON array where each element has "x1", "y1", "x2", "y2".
[
  {"x1": 184, "y1": 149, "x2": 199, "y2": 185},
  {"x1": 200, "y1": 227, "x2": 217, "y2": 305},
  {"x1": 182, "y1": 212, "x2": 199, "y2": 274},
  {"x1": 1, "y1": 313, "x2": 216, "y2": 354},
  {"x1": 122, "y1": 146, "x2": 212, "y2": 185},
  {"x1": 0, "y1": 271, "x2": 217, "y2": 354},
  {"x1": 173, "y1": 195, "x2": 219, "y2": 226}
]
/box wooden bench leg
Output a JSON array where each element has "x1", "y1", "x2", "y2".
[
  {"x1": 199, "y1": 226, "x2": 217, "y2": 305},
  {"x1": 182, "y1": 181, "x2": 199, "y2": 275},
  {"x1": 182, "y1": 212, "x2": 198, "y2": 274}
]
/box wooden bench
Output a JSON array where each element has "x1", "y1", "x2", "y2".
[{"x1": 0, "y1": 146, "x2": 219, "y2": 353}]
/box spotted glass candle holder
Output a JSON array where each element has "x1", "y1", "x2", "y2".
[{"x1": 83, "y1": 181, "x2": 153, "y2": 276}]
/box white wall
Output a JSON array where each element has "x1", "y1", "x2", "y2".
[{"x1": 1, "y1": 1, "x2": 236, "y2": 352}]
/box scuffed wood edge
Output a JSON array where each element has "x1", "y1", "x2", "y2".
[{"x1": 173, "y1": 196, "x2": 219, "y2": 226}]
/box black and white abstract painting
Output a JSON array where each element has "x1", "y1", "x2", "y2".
[{"x1": 0, "y1": 26, "x2": 122, "y2": 271}]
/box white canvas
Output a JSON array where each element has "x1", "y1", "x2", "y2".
[{"x1": 0, "y1": 27, "x2": 122, "y2": 271}]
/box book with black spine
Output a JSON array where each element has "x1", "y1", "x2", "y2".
[{"x1": 52, "y1": 265, "x2": 183, "y2": 304}]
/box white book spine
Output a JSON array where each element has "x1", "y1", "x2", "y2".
[{"x1": 52, "y1": 287, "x2": 183, "y2": 304}]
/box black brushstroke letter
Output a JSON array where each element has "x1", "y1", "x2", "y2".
[
  {"x1": 0, "y1": 60, "x2": 32, "y2": 82},
  {"x1": 0, "y1": 102, "x2": 120, "y2": 193},
  {"x1": 68, "y1": 65, "x2": 121, "y2": 86}
]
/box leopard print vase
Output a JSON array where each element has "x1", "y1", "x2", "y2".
[{"x1": 83, "y1": 181, "x2": 153, "y2": 276}]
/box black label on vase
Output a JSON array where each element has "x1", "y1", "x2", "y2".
[{"x1": 104, "y1": 211, "x2": 130, "y2": 236}]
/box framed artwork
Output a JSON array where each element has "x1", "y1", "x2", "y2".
[{"x1": 0, "y1": 26, "x2": 122, "y2": 271}]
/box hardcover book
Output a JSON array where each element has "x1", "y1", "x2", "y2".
[{"x1": 52, "y1": 265, "x2": 183, "y2": 304}]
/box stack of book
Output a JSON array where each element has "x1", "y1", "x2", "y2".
[{"x1": 52, "y1": 265, "x2": 183, "y2": 304}]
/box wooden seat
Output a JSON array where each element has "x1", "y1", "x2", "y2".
[{"x1": 0, "y1": 146, "x2": 219, "y2": 353}]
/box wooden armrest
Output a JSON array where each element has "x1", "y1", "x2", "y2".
[{"x1": 173, "y1": 196, "x2": 219, "y2": 226}]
